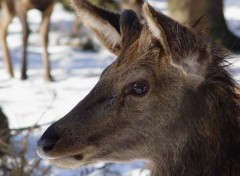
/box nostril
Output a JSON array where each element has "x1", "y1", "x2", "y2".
[
  {"x1": 37, "y1": 124, "x2": 60, "y2": 153},
  {"x1": 37, "y1": 137, "x2": 59, "y2": 153},
  {"x1": 43, "y1": 143, "x2": 54, "y2": 152}
]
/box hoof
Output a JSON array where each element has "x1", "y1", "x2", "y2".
[
  {"x1": 21, "y1": 74, "x2": 28, "y2": 80},
  {"x1": 9, "y1": 72, "x2": 14, "y2": 78},
  {"x1": 45, "y1": 75, "x2": 54, "y2": 82}
]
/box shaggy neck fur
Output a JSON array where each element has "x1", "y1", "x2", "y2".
[{"x1": 150, "y1": 46, "x2": 240, "y2": 176}]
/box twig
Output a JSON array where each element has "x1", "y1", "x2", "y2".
[
  {"x1": 42, "y1": 165, "x2": 52, "y2": 176},
  {"x1": 9, "y1": 88, "x2": 57, "y2": 135},
  {"x1": 0, "y1": 139, "x2": 11, "y2": 154},
  {"x1": 11, "y1": 120, "x2": 56, "y2": 134},
  {"x1": 28, "y1": 158, "x2": 41, "y2": 174}
]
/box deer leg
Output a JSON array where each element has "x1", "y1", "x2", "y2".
[
  {"x1": 0, "y1": 3, "x2": 14, "y2": 77},
  {"x1": 70, "y1": 14, "x2": 81, "y2": 37},
  {"x1": 40, "y1": 3, "x2": 54, "y2": 81},
  {"x1": 18, "y1": 12, "x2": 29, "y2": 80}
]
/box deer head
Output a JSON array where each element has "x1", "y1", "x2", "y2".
[{"x1": 37, "y1": 0, "x2": 233, "y2": 175}]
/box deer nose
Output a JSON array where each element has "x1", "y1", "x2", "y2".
[{"x1": 37, "y1": 125, "x2": 60, "y2": 153}]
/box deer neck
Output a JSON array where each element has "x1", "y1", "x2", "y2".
[{"x1": 147, "y1": 88, "x2": 240, "y2": 176}]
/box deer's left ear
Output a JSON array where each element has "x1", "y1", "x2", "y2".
[
  {"x1": 72, "y1": 0, "x2": 121, "y2": 55},
  {"x1": 143, "y1": 3, "x2": 209, "y2": 79}
]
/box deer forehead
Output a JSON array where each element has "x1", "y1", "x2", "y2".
[
  {"x1": 115, "y1": 30, "x2": 161, "y2": 65},
  {"x1": 105, "y1": 63, "x2": 156, "y2": 82}
]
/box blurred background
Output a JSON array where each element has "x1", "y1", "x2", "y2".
[{"x1": 0, "y1": 0, "x2": 239, "y2": 175}]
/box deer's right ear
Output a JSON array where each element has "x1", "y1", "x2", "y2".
[
  {"x1": 143, "y1": 3, "x2": 209, "y2": 81},
  {"x1": 71, "y1": 0, "x2": 121, "y2": 55},
  {"x1": 143, "y1": 2, "x2": 172, "y2": 57}
]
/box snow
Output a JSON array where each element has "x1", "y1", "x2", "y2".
[
  {"x1": 224, "y1": 0, "x2": 240, "y2": 36},
  {"x1": 0, "y1": 0, "x2": 239, "y2": 175}
]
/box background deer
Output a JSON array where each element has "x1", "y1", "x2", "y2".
[
  {"x1": 0, "y1": 0, "x2": 54, "y2": 81},
  {"x1": 37, "y1": 0, "x2": 240, "y2": 175}
]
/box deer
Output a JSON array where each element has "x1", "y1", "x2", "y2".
[
  {"x1": 37, "y1": 0, "x2": 240, "y2": 175},
  {"x1": 0, "y1": 0, "x2": 54, "y2": 81}
]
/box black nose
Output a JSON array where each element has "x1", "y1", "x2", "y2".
[{"x1": 37, "y1": 124, "x2": 60, "y2": 153}]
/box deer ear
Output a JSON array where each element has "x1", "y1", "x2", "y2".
[
  {"x1": 143, "y1": 2, "x2": 173, "y2": 57},
  {"x1": 71, "y1": 0, "x2": 121, "y2": 55},
  {"x1": 143, "y1": 3, "x2": 209, "y2": 79},
  {"x1": 142, "y1": 2, "x2": 198, "y2": 59}
]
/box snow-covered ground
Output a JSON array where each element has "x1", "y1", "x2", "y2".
[{"x1": 0, "y1": 0, "x2": 239, "y2": 175}]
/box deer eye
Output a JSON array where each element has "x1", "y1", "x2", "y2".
[{"x1": 131, "y1": 82, "x2": 149, "y2": 96}]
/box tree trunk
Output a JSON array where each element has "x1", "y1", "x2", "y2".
[{"x1": 167, "y1": 0, "x2": 240, "y2": 53}]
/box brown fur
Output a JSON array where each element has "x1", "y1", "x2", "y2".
[
  {"x1": 37, "y1": 1, "x2": 240, "y2": 175},
  {"x1": 0, "y1": 0, "x2": 54, "y2": 81},
  {"x1": 0, "y1": 107, "x2": 10, "y2": 156}
]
